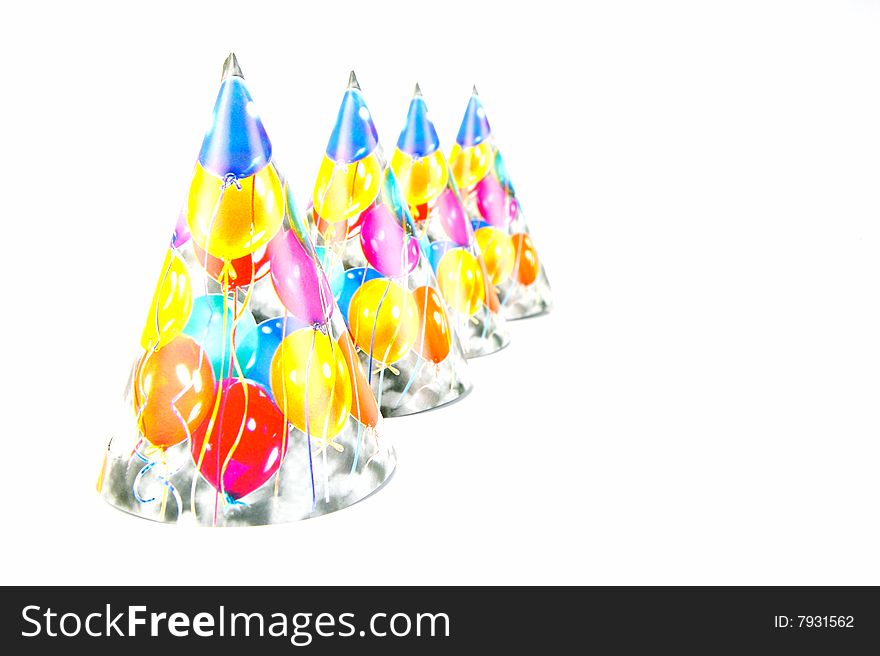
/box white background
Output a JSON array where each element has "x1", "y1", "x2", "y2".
[{"x1": 1, "y1": 0, "x2": 879, "y2": 585}]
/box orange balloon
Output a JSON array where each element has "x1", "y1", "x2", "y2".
[
  {"x1": 337, "y1": 332, "x2": 379, "y2": 428},
  {"x1": 134, "y1": 334, "x2": 217, "y2": 449},
  {"x1": 511, "y1": 233, "x2": 540, "y2": 286},
  {"x1": 412, "y1": 285, "x2": 452, "y2": 363}
]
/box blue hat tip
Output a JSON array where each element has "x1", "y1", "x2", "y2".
[{"x1": 198, "y1": 74, "x2": 272, "y2": 179}]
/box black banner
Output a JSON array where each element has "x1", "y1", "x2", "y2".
[{"x1": 1, "y1": 586, "x2": 878, "y2": 653}]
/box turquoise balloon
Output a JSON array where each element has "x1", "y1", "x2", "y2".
[
  {"x1": 182, "y1": 294, "x2": 258, "y2": 380},
  {"x1": 417, "y1": 231, "x2": 432, "y2": 258},
  {"x1": 381, "y1": 167, "x2": 407, "y2": 225},
  {"x1": 333, "y1": 267, "x2": 382, "y2": 322},
  {"x1": 493, "y1": 150, "x2": 516, "y2": 196},
  {"x1": 314, "y1": 245, "x2": 346, "y2": 291},
  {"x1": 426, "y1": 241, "x2": 456, "y2": 273}
]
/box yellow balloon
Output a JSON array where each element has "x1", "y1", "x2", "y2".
[
  {"x1": 348, "y1": 279, "x2": 419, "y2": 364},
  {"x1": 270, "y1": 328, "x2": 352, "y2": 439},
  {"x1": 313, "y1": 153, "x2": 382, "y2": 224},
  {"x1": 475, "y1": 226, "x2": 515, "y2": 285},
  {"x1": 437, "y1": 248, "x2": 485, "y2": 316},
  {"x1": 140, "y1": 249, "x2": 193, "y2": 350},
  {"x1": 390, "y1": 148, "x2": 448, "y2": 206},
  {"x1": 187, "y1": 163, "x2": 284, "y2": 261},
  {"x1": 450, "y1": 141, "x2": 493, "y2": 190}
]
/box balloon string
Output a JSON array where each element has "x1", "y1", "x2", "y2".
[
  {"x1": 132, "y1": 449, "x2": 183, "y2": 521},
  {"x1": 211, "y1": 179, "x2": 258, "y2": 513},
  {"x1": 189, "y1": 182, "x2": 229, "y2": 523},
  {"x1": 318, "y1": 321, "x2": 336, "y2": 504},
  {"x1": 393, "y1": 357, "x2": 424, "y2": 410},
  {"x1": 366, "y1": 281, "x2": 391, "y2": 384},
  {"x1": 378, "y1": 280, "x2": 401, "y2": 370},
  {"x1": 321, "y1": 437, "x2": 330, "y2": 503},
  {"x1": 219, "y1": 284, "x2": 251, "y2": 506},
  {"x1": 501, "y1": 233, "x2": 525, "y2": 308},
  {"x1": 476, "y1": 249, "x2": 492, "y2": 340},
  {"x1": 276, "y1": 313, "x2": 290, "y2": 498},
  {"x1": 350, "y1": 422, "x2": 362, "y2": 475},
  {"x1": 148, "y1": 253, "x2": 175, "y2": 348},
  {"x1": 303, "y1": 329, "x2": 317, "y2": 509},
  {"x1": 219, "y1": 237, "x2": 262, "y2": 505}
]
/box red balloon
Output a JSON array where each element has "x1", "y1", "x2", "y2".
[
  {"x1": 193, "y1": 242, "x2": 270, "y2": 288},
  {"x1": 190, "y1": 378, "x2": 288, "y2": 500},
  {"x1": 411, "y1": 202, "x2": 430, "y2": 223}
]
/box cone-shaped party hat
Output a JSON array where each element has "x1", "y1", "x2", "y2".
[
  {"x1": 450, "y1": 87, "x2": 552, "y2": 319},
  {"x1": 99, "y1": 55, "x2": 394, "y2": 526},
  {"x1": 308, "y1": 73, "x2": 472, "y2": 417},
  {"x1": 391, "y1": 84, "x2": 510, "y2": 357}
]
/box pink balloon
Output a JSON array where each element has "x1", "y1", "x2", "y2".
[
  {"x1": 359, "y1": 203, "x2": 420, "y2": 277},
  {"x1": 435, "y1": 188, "x2": 474, "y2": 247},
  {"x1": 475, "y1": 175, "x2": 508, "y2": 228},
  {"x1": 268, "y1": 230, "x2": 333, "y2": 325},
  {"x1": 507, "y1": 196, "x2": 519, "y2": 224}
]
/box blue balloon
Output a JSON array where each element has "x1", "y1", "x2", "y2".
[
  {"x1": 426, "y1": 241, "x2": 457, "y2": 273},
  {"x1": 198, "y1": 76, "x2": 272, "y2": 179},
  {"x1": 333, "y1": 267, "x2": 382, "y2": 322},
  {"x1": 456, "y1": 94, "x2": 492, "y2": 148},
  {"x1": 326, "y1": 88, "x2": 379, "y2": 163},
  {"x1": 241, "y1": 316, "x2": 307, "y2": 396},
  {"x1": 182, "y1": 295, "x2": 258, "y2": 380},
  {"x1": 471, "y1": 219, "x2": 491, "y2": 232},
  {"x1": 397, "y1": 96, "x2": 440, "y2": 157}
]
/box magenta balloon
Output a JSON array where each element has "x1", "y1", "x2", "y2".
[
  {"x1": 507, "y1": 196, "x2": 519, "y2": 224},
  {"x1": 359, "y1": 203, "x2": 420, "y2": 277},
  {"x1": 268, "y1": 230, "x2": 333, "y2": 325},
  {"x1": 475, "y1": 175, "x2": 508, "y2": 228},
  {"x1": 435, "y1": 188, "x2": 474, "y2": 246}
]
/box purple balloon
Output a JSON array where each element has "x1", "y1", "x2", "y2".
[
  {"x1": 359, "y1": 203, "x2": 420, "y2": 277},
  {"x1": 268, "y1": 230, "x2": 333, "y2": 325},
  {"x1": 435, "y1": 188, "x2": 474, "y2": 247},
  {"x1": 171, "y1": 207, "x2": 191, "y2": 248},
  {"x1": 475, "y1": 175, "x2": 508, "y2": 228}
]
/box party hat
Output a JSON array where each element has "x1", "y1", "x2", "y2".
[
  {"x1": 308, "y1": 72, "x2": 472, "y2": 417},
  {"x1": 450, "y1": 87, "x2": 552, "y2": 319},
  {"x1": 391, "y1": 84, "x2": 510, "y2": 357},
  {"x1": 98, "y1": 55, "x2": 395, "y2": 526}
]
